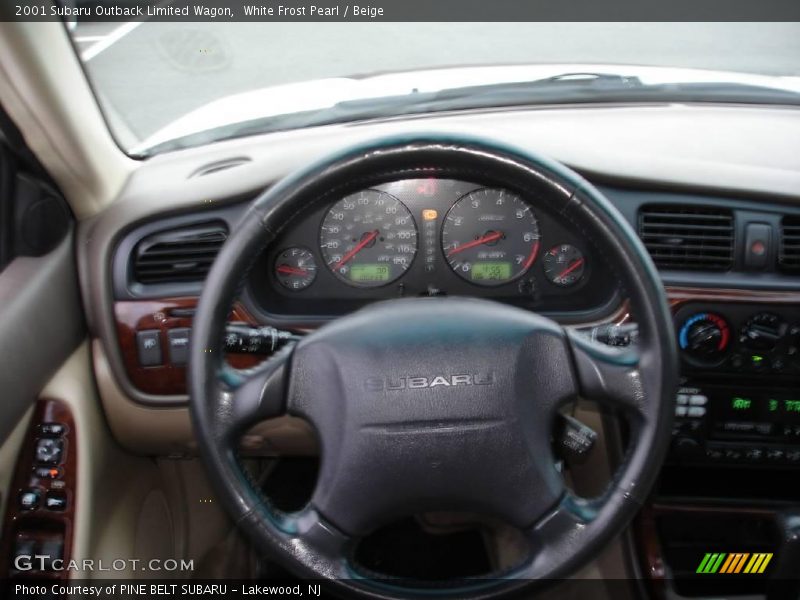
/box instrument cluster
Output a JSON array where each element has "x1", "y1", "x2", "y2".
[{"x1": 248, "y1": 178, "x2": 617, "y2": 320}]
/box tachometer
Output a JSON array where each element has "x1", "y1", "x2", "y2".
[
  {"x1": 320, "y1": 190, "x2": 418, "y2": 287},
  {"x1": 441, "y1": 188, "x2": 540, "y2": 286}
]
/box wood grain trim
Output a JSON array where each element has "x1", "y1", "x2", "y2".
[
  {"x1": 0, "y1": 399, "x2": 76, "y2": 580},
  {"x1": 666, "y1": 286, "x2": 800, "y2": 307},
  {"x1": 114, "y1": 298, "x2": 265, "y2": 396}
]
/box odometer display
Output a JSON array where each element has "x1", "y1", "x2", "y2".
[
  {"x1": 471, "y1": 262, "x2": 512, "y2": 281},
  {"x1": 320, "y1": 190, "x2": 417, "y2": 288},
  {"x1": 350, "y1": 264, "x2": 391, "y2": 283},
  {"x1": 442, "y1": 188, "x2": 540, "y2": 287}
]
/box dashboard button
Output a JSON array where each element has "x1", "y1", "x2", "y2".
[
  {"x1": 689, "y1": 394, "x2": 708, "y2": 406},
  {"x1": 675, "y1": 406, "x2": 688, "y2": 417},
  {"x1": 45, "y1": 491, "x2": 67, "y2": 512},
  {"x1": 766, "y1": 448, "x2": 785, "y2": 463},
  {"x1": 687, "y1": 406, "x2": 706, "y2": 418},
  {"x1": 136, "y1": 330, "x2": 162, "y2": 366},
  {"x1": 676, "y1": 394, "x2": 690, "y2": 405},
  {"x1": 744, "y1": 447, "x2": 764, "y2": 462},
  {"x1": 35, "y1": 438, "x2": 63, "y2": 464},
  {"x1": 34, "y1": 466, "x2": 62, "y2": 479},
  {"x1": 19, "y1": 489, "x2": 40, "y2": 511},
  {"x1": 167, "y1": 328, "x2": 191, "y2": 366},
  {"x1": 37, "y1": 423, "x2": 66, "y2": 437}
]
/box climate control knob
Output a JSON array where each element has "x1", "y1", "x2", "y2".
[
  {"x1": 679, "y1": 312, "x2": 730, "y2": 362},
  {"x1": 740, "y1": 312, "x2": 785, "y2": 351}
]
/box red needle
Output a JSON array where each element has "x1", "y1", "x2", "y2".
[
  {"x1": 556, "y1": 258, "x2": 585, "y2": 280},
  {"x1": 276, "y1": 265, "x2": 309, "y2": 276},
  {"x1": 447, "y1": 231, "x2": 504, "y2": 257},
  {"x1": 334, "y1": 230, "x2": 379, "y2": 268}
]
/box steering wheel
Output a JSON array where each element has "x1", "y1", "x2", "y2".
[{"x1": 189, "y1": 135, "x2": 677, "y2": 597}]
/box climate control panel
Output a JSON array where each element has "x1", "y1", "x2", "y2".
[{"x1": 675, "y1": 303, "x2": 800, "y2": 376}]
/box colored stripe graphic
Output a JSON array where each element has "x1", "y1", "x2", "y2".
[{"x1": 697, "y1": 553, "x2": 773, "y2": 574}]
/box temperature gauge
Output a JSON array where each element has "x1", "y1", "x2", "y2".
[
  {"x1": 543, "y1": 244, "x2": 586, "y2": 287},
  {"x1": 274, "y1": 247, "x2": 317, "y2": 291}
]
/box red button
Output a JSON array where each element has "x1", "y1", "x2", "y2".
[{"x1": 751, "y1": 240, "x2": 766, "y2": 256}]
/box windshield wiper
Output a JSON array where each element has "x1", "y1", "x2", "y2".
[{"x1": 135, "y1": 73, "x2": 800, "y2": 157}]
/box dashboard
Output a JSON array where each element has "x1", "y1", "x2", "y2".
[{"x1": 250, "y1": 178, "x2": 617, "y2": 320}]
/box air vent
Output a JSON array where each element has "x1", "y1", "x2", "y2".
[
  {"x1": 132, "y1": 222, "x2": 227, "y2": 284},
  {"x1": 779, "y1": 216, "x2": 800, "y2": 273},
  {"x1": 639, "y1": 205, "x2": 734, "y2": 271}
]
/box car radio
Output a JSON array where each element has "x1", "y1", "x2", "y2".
[{"x1": 669, "y1": 384, "x2": 800, "y2": 467}]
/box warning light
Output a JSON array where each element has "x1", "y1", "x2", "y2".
[{"x1": 422, "y1": 209, "x2": 438, "y2": 221}]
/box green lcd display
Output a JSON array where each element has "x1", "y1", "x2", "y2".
[
  {"x1": 350, "y1": 264, "x2": 390, "y2": 282},
  {"x1": 472, "y1": 262, "x2": 512, "y2": 281}
]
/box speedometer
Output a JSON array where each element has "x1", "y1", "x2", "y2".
[
  {"x1": 441, "y1": 188, "x2": 540, "y2": 286},
  {"x1": 319, "y1": 190, "x2": 418, "y2": 287}
]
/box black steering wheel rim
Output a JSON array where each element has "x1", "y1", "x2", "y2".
[{"x1": 189, "y1": 134, "x2": 678, "y2": 598}]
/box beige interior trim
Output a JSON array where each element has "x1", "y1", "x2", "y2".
[
  {"x1": 93, "y1": 339, "x2": 317, "y2": 457},
  {"x1": 0, "y1": 20, "x2": 137, "y2": 219}
]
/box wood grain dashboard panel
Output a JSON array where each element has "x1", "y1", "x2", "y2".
[
  {"x1": 114, "y1": 298, "x2": 265, "y2": 396},
  {"x1": 114, "y1": 286, "x2": 800, "y2": 396}
]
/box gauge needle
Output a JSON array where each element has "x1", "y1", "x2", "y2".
[
  {"x1": 447, "y1": 231, "x2": 504, "y2": 257},
  {"x1": 276, "y1": 265, "x2": 309, "y2": 276},
  {"x1": 334, "y1": 230, "x2": 379, "y2": 268},
  {"x1": 557, "y1": 258, "x2": 585, "y2": 279}
]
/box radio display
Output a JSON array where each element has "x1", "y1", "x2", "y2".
[
  {"x1": 719, "y1": 394, "x2": 800, "y2": 422},
  {"x1": 709, "y1": 388, "x2": 800, "y2": 440}
]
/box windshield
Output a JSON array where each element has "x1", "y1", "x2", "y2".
[{"x1": 69, "y1": 21, "x2": 800, "y2": 155}]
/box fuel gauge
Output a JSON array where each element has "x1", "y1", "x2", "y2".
[
  {"x1": 274, "y1": 247, "x2": 317, "y2": 291},
  {"x1": 543, "y1": 244, "x2": 586, "y2": 287}
]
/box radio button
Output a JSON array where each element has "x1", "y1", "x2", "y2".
[
  {"x1": 705, "y1": 446, "x2": 725, "y2": 462},
  {"x1": 689, "y1": 394, "x2": 708, "y2": 406},
  {"x1": 724, "y1": 448, "x2": 743, "y2": 461},
  {"x1": 766, "y1": 448, "x2": 786, "y2": 463},
  {"x1": 687, "y1": 406, "x2": 707, "y2": 418},
  {"x1": 755, "y1": 422, "x2": 773, "y2": 435},
  {"x1": 675, "y1": 406, "x2": 688, "y2": 417},
  {"x1": 785, "y1": 450, "x2": 800, "y2": 464},
  {"x1": 744, "y1": 447, "x2": 764, "y2": 462},
  {"x1": 676, "y1": 394, "x2": 690, "y2": 405},
  {"x1": 719, "y1": 421, "x2": 756, "y2": 434}
]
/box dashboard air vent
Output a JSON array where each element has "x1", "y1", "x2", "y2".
[
  {"x1": 779, "y1": 216, "x2": 800, "y2": 273},
  {"x1": 638, "y1": 205, "x2": 734, "y2": 271},
  {"x1": 132, "y1": 222, "x2": 228, "y2": 284}
]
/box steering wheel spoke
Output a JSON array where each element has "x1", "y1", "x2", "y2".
[
  {"x1": 213, "y1": 343, "x2": 294, "y2": 442},
  {"x1": 566, "y1": 329, "x2": 648, "y2": 420}
]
